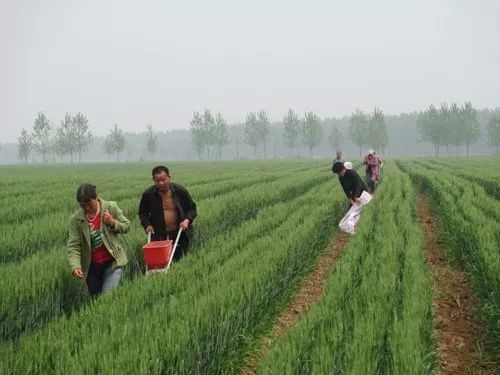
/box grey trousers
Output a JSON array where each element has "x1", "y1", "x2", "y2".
[{"x1": 87, "y1": 261, "x2": 123, "y2": 296}]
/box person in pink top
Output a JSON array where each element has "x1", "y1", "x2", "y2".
[{"x1": 362, "y1": 149, "x2": 383, "y2": 193}]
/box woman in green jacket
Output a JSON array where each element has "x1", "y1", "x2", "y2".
[{"x1": 68, "y1": 183, "x2": 130, "y2": 296}]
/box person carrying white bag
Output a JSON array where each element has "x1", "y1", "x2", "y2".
[{"x1": 332, "y1": 161, "x2": 372, "y2": 235}]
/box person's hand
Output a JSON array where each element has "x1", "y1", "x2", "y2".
[
  {"x1": 102, "y1": 210, "x2": 115, "y2": 226},
  {"x1": 179, "y1": 219, "x2": 190, "y2": 230},
  {"x1": 349, "y1": 197, "x2": 360, "y2": 205},
  {"x1": 72, "y1": 268, "x2": 84, "y2": 279},
  {"x1": 145, "y1": 225, "x2": 155, "y2": 234}
]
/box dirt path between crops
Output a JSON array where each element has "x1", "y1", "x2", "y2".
[
  {"x1": 241, "y1": 231, "x2": 351, "y2": 374},
  {"x1": 414, "y1": 188, "x2": 494, "y2": 374}
]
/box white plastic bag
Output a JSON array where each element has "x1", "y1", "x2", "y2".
[
  {"x1": 338, "y1": 191, "x2": 373, "y2": 235},
  {"x1": 357, "y1": 191, "x2": 372, "y2": 205},
  {"x1": 339, "y1": 204, "x2": 362, "y2": 234}
]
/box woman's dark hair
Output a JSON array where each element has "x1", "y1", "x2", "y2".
[
  {"x1": 152, "y1": 165, "x2": 170, "y2": 177},
  {"x1": 332, "y1": 161, "x2": 345, "y2": 174},
  {"x1": 76, "y1": 183, "x2": 97, "y2": 203}
]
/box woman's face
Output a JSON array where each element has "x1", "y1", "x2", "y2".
[{"x1": 79, "y1": 198, "x2": 99, "y2": 215}]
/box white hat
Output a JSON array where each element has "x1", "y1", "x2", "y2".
[{"x1": 344, "y1": 161, "x2": 353, "y2": 170}]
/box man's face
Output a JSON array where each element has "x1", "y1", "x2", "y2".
[
  {"x1": 153, "y1": 171, "x2": 171, "y2": 191},
  {"x1": 339, "y1": 169, "x2": 347, "y2": 177}
]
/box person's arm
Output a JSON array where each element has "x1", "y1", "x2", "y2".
[
  {"x1": 138, "y1": 191, "x2": 151, "y2": 230},
  {"x1": 67, "y1": 217, "x2": 82, "y2": 273},
  {"x1": 108, "y1": 202, "x2": 130, "y2": 234}
]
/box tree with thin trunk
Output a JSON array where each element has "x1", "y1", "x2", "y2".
[
  {"x1": 328, "y1": 124, "x2": 344, "y2": 152},
  {"x1": 49, "y1": 132, "x2": 57, "y2": 163},
  {"x1": 257, "y1": 110, "x2": 271, "y2": 159},
  {"x1": 460, "y1": 101, "x2": 480, "y2": 156},
  {"x1": 367, "y1": 108, "x2": 388, "y2": 153},
  {"x1": 145, "y1": 124, "x2": 158, "y2": 161},
  {"x1": 417, "y1": 104, "x2": 443, "y2": 155},
  {"x1": 447, "y1": 102, "x2": 462, "y2": 155},
  {"x1": 302, "y1": 111, "x2": 323, "y2": 158},
  {"x1": 282, "y1": 108, "x2": 301, "y2": 157},
  {"x1": 230, "y1": 124, "x2": 244, "y2": 160},
  {"x1": 202, "y1": 109, "x2": 216, "y2": 160},
  {"x1": 53, "y1": 125, "x2": 68, "y2": 162},
  {"x1": 60, "y1": 113, "x2": 74, "y2": 162},
  {"x1": 348, "y1": 108, "x2": 368, "y2": 156},
  {"x1": 486, "y1": 113, "x2": 500, "y2": 154},
  {"x1": 72, "y1": 112, "x2": 93, "y2": 163},
  {"x1": 32, "y1": 112, "x2": 52, "y2": 163},
  {"x1": 109, "y1": 124, "x2": 126, "y2": 162},
  {"x1": 189, "y1": 111, "x2": 205, "y2": 160},
  {"x1": 104, "y1": 135, "x2": 113, "y2": 162},
  {"x1": 438, "y1": 103, "x2": 454, "y2": 155},
  {"x1": 244, "y1": 112, "x2": 260, "y2": 159},
  {"x1": 214, "y1": 112, "x2": 229, "y2": 160},
  {"x1": 17, "y1": 129, "x2": 32, "y2": 164}
]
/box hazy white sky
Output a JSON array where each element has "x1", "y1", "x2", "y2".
[{"x1": 1, "y1": 0, "x2": 499, "y2": 142}]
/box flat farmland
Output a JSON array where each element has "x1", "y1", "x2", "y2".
[{"x1": 0, "y1": 158, "x2": 498, "y2": 374}]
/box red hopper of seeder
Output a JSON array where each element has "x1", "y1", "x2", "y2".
[
  {"x1": 143, "y1": 239, "x2": 173, "y2": 270},
  {"x1": 142, "y1": 229, "x2": 183, "y2": 277}
]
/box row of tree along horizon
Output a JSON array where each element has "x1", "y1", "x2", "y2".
[{"x1": 9, "y1": 103, "x2": 500, "y2": 164}]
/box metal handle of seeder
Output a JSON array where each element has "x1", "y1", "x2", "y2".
[{"x1": 166, "y1": 228, "x2": 183, "y2": 271}]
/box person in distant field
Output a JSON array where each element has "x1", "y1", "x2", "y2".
[
  {"x1": 373, "y1": 151, "x2": 384, "y2": 182},
  {"x1": 333, "y1": 149, "x2": 344, "y2": 164},
  {"x1": 138, "y1": 165, "x2": 197, "y2": 262},
  {"x1": 363, "y1": 149, "x2": 383, "y2": 193},
  {"x1": 68, "y1": 184, "x2": 130, "y2": 296},
  {"x1": 332, "y1": 149, "x2": 354, "y2": 175},
  {"x1": 332, "y1": 161, "x2": 369, "y2": 207}
]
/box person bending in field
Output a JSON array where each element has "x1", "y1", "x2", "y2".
[
  {"x1": 332, "y1": 161, "x2": 369, "y2": 207},
  {"x1": 139, "y1": 165, "x2": 197, "y2": 262},
  {"x1": 68, "y1": 183, "x2": 131, "y2": 297},
  {"x1": 332, "y1": 161, "x2": 371, "y2": 234}
]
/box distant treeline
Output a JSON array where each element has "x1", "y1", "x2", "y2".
[{"x1": 1, "y1": 104, "x2": 499, "y2": 164}]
